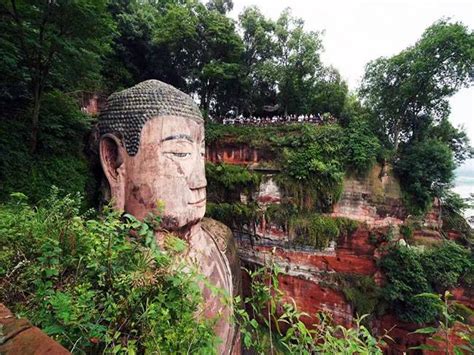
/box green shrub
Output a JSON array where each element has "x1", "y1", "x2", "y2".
[
  {"x1": 379, "y1": 242, "x2": 472, "y2": 324},
  {"x1": 400, "y1": 223, "x2": 414, "y2": 241},
  {"x1": 333, "y1": 217, "x2": 359, "y2": 237},
  {"x1": 206, "y1": 162, "x2": 261, "y2": 202},
  {"x1": 342, "y1": 120, "x2": 381, "y2": 175},
  {"x1": 379, "y1": 246, "x2": 438, "y2": 324},
  {"x1": 0, "y1": 190, "x2": 217, "y2": 353},
  {"x1": 206, "y1": 202, "x2": 259, "y2": 231},
  {"x1": 0, "y1": 90, "x2": 93, "y2": 205},
  {"x1": 420, "y1": 241, "x2": 472, "y2": 291},
  {"x1": 395, "y1": 139, "x2": 455, "y2": 214},
  {"x1": 291, "y1": 215, "x2": 339, "y2": 249}
]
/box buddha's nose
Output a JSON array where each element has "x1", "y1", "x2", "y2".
[{"x1": 189, "y1": 153, "x2": 207, "y2": 190}]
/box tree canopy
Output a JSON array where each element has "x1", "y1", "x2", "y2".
[
  {"x1": 0, "y1": 1, "x2": 472, "y2": 215},
  {"x1": 360, "y1": 19, "x2": 473, "y2": 151},
  {"x1": 0, "y1": 0, "x2": 114, "y2": 152}
]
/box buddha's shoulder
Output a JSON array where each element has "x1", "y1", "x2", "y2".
[
  {"x1": 201, "y1": 217, "x2": 233, "y2": 253},
  {"x1": 201, "y1": 218, "x2": 241, "y2": 295}
]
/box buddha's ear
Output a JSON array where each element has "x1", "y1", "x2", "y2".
[{"x1": 99, "y1": 134, "x2": 126, "y2": 210}]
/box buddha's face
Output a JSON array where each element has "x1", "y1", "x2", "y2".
[{"x1": 100, "y1": 116, "x2": 206, "y2": 230}]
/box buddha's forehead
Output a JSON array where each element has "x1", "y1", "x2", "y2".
[{"x1": 141, "y1": 115, "x2": 204, "y2": 143}]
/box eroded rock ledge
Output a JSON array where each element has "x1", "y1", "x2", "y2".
[{"x1": 0, "y1": 304, "x2": 69, "y2": 355}]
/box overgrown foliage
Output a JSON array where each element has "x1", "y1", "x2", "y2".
[
  {"x1": 395, "y1": 138, "x2": 456, "y2": 213},
  {"x1": 0, "y1": 190, "x2": 217, "y2": 353},
  {"x1": 236, "y1": 260, "x2": 387, "y2": 354},
  {"x1": 361, "y1": 19, "x2": 473, "y2": 213},
  {"x1": 0, "y1": 91, "x2": 94, "y2": 204},
  {"x1": 205, "y1": 162, "x2": 261, "y2": 202},
  {"x1": 290, "y1": 215, "x2": 338, "y2": 249},
  {"x1": 379, "y1": 242, "x2": 473, "y2": 324},
  {"x1": 410, "y1": 291, "x2": 474, "y2": 353},
  {"x1": 206, "y1": 122, "x2": 381, "y2": 214},
  {"x1": 0, "y1": 0, "x2": 114, "y2": 152}
]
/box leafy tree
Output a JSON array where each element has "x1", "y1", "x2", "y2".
[
  {"x1": 342, "y1": 119, "x2": 381, "y2": 175},
  {"x1": 0, "y1": 91, "x2": 93, "y2": 204},
  {"x1": 106, "y1": 0, "x2": 244, "y2": 117},
  {"x1": 395, "y1": 139, "x2": 455, "y2": 213},
  {"x1": 360, "y1": 19, "x2": 473, "y2": 151},
  {"x1": 103, "y1": 0, "x2": 160, "y2": 90},
  {"x1": 238, "y1": 6, "x2": 277, "y2": 115},
  {"x1": 428, "y1": 119, "x2": 473, "y2": 165},
  {"x1": 206, "y1": 0, "x2": 233, "y2": 14},
  {"x1": 273, "y1": 8, "x2": 323, "y2": 115},
  {"x1": 379, "y1": 246, "x2": 439, "y2": 324},
  {"x1": 192, "y1": 5, "x2": 244, "y2": 116},
  {"x1": 421, "y1": 241, "x2": 472, "y2": 292},
  {"x1": 0, "y1": 0, "x2": 114, "y2": 152},
  {"x1": 309, "y1": 66, "x2": 348, "y2": 117}
]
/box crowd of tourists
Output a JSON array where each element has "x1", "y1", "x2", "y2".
[{"x1": 215, "y1": 113, "x2": 336, "y2": 126}]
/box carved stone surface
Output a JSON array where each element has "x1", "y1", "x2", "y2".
[
  {"x1": 0, "y1": 304, "x2": 70, "y2": 355},
  {"x1": 98, "y1": 80, "x2": 241, "y2": 354}
]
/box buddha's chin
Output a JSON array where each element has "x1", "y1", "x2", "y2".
[{"x1": 160, "y1": 210, "x2": 204, "y2": 231}]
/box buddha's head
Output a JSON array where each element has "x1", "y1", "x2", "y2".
[{"x1": 98, "y1": 80, "x2": 206, "y2": 230}]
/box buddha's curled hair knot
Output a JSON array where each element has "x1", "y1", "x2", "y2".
[{"x1": 98, "y1": 80, "x2": 203, "y2": 156}]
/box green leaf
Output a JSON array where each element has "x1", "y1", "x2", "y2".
[{"x1": 411, "y1": 326, "x2": 438, "y2": 334}]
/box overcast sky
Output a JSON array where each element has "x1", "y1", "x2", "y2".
[{"x1": 230, "y1": 0, "x2": 474, "y2": 143}]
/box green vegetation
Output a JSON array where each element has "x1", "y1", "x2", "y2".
[
  {"x1": 0, "y1": 0, "x2": 114, "y2": 153},
  {"x1": 0, "y1": 191, "x2": 217, "y2": 353},
  {"x1": 291, "y1": 215, "x2": 359, "y2": 249},
  {"x1": 205, "y1": 162, "x2": 261, "y2": 202},
  {"x1": 379, "y1": 242, "x2": 473, "y2": 324},
  {"x1": 410, "y1": 291, "x2": 474, "y2": 353},
  {"x1": 361, "y1": 19, "x2": 473, "y2": 213},
  {"x1": 206, "y1": 122, "x2": 381, "y2": 218},
  {"x1": 206, "y1": 202, "x2": 260, "y2": 232},
  {"x1": 236, "y1": 261, "x2": 387, "y2": 354},
  {"x1": 324, "y1": 273, "x2": 383, "y2": 323},
  {"x1": 0, "y1": 91, "x2": 95, "y2": 205},
  {"x1": 291, "y1": 215, "x2": 339, "y2": 249},
  {"x1": 395, "y1": 139, "x2": 455, "y2": 214},
  {"x1": 421, "y1": 241, "x2": 473, "y2": 291}
]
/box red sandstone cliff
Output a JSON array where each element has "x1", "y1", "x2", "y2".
[{"x1": 206, "y1": 144, "x2": 472, "y2": 354}]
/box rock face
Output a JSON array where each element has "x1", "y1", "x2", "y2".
[
  {"x1": 331, "y1": 164, "x2": 406, "y2": 227},
  {"x1": 0, "y1": 304, "x2": 70, "y2": 355},
  {"x1": 98, "y1": 80, "x2": 241, "y2": 354},
  {"x1": 206, "y1": 142, "x2": 473, "y2": 353}
]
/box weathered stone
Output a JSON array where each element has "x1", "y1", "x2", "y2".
[
  {"x1": 0, "y1": 304, "x2": 69, "y2": 355},
  {"x1": 98, "y1": 80, "x2": 241, "y2": 354}
]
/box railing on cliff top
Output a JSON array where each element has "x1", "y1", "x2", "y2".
[
  {"x1": 210, "y1": 113, "x2": 337, "y2": 126},
  {"x1": 73, "y1": 90, "x2": 338, "y2": 126}
]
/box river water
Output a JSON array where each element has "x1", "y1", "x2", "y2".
[{"x1": 453, "y1": 159, "x2": 474, "y2": 226}]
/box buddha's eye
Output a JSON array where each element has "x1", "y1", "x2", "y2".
[
  {"x1": 165, "y1": 152, "x2": 191, "y2": 158},
  {"x1": 173, "y1": 152, "x2": 190, "y2": 158}
]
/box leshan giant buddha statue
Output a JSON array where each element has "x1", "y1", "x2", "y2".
[{"x1": 98, "y1": 80, "x2": 241, "y2": 354}]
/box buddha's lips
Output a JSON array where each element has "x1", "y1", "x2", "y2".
[{"x1": 189, "y1": 197, "x2": 206, "y2": 205}]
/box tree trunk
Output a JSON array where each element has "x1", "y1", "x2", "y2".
[
  {"x1": 393, "y1": 122, "x2": 400, "y2": 151},
  {"x1": 30, "y1": 82, "x2": 42, "y2": 154}
]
